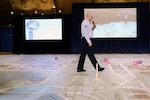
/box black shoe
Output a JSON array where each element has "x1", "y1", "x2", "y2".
[
  {"x1": 98, "y1": 68, "x2": 105, "y2": 71},
  {"x1": 77, "y1": 69, "x2": 86, "y2": 72}
]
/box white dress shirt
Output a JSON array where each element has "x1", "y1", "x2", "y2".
[{"x1": 81, "y1": 19, "x2": 93, "y2": 43}]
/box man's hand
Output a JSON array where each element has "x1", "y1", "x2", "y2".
[
  {"x1": 88, "y1": 41, "x2": 92, "y2": 47},
  {"x1": 92, "y1": 21, "x2": 96, "y2": 30}
]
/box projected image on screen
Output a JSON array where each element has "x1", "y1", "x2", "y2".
[
  {"x1": 25, "y1": 18, "x2": 62, "y2": 40},
  {"x1": 84, "y1": 8, "x2": 137, "y2": 38}
]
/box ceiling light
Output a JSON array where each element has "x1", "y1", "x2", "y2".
[
  {"x1": 52, "y1": 5, "x2": 56, "y2": 9},
  {"x1": 10, "y1": 11, "x2": 14, "y2": 15},
  {"x1": 58, "y1": 10, "x2": 62, "y2": 13},
  {"x1": 21, "y1": 12, "x2": 24, "y2": 15},
  {"x1": 34, "y1": 10, "x2": 38, "y2": 14}
]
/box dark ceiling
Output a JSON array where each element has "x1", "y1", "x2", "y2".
[
  {"x1": 1, "y1": 0, "x2": 93, "y2": 26},
  {"x1": 0, "y1": 0, "x2": 149, "y2": 26}
]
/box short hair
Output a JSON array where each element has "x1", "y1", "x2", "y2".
[{"x1": 86, "y1": 13, "x2": 92, "y2": 18}]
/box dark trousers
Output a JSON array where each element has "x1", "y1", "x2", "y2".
[{"x1": 77, "y1": 37, "x2": 100, "y2": 70}]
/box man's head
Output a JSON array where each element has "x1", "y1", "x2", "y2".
[{"x1": 86, "y1": 13, "x2": 93, "y2": 21}]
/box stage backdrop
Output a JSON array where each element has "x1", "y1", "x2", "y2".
[
  {"x1": 71, "y1": 2, "x2": 149, "y2": 53},
  {"x1": 13, "y1": 3, "x2": 149, "y2": 54}
]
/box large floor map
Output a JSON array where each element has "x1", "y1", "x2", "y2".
[{"x1": 0, "y1": 54, "x2": 150, "y2": 100}]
